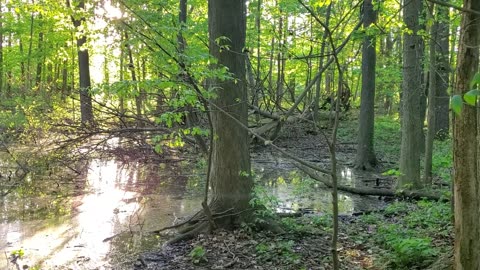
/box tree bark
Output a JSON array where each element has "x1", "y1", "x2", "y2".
[
  {"x1": 453, "y1": 0, "x2": 480, "y2": 268},
  {"x1": 35, "y1": 31, "x2": 44, "y2": 88},
  {"x1": 434, "y1": 1, "x2": 450, "y2": 140},
  {"x1": 124, "y1": 31, "x2": 143, "y2": 123},
  {"x1": 67, "y1": 0, "x2": 94, "y2": 124},
  {"x1": 207, "y1": 0, "x2": 253, "y2": 228},
  {"x1": 424, "y1": 17, "x2": 437, "y2": 185},
  {"x1": 355, "y1": 0, "x2": 377, "y2": 170},
  {"x1": 313, "y1": 4, "x2": 332, "y2": 121},
  {"x1": 398, "y1": 0, "x2": 424, "y2": 189}
]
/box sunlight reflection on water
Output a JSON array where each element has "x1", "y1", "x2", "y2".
[
  {"x1": 1, "y1": 158, "x2": 160, "y2": 269},
  {"x1": 0, "y1": 152, "x2": 386, "y2": 269}
]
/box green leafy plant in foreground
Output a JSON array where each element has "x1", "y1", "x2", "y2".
[
  {"x1": 356, "y1": 200, "x2": 452, "y2": 269},
  {"x1": 189, "y1": 245, "x2": 207, "y2": 264},
  {"x1": 389, "y1": 237, "x2": 438, "y2": 269}
]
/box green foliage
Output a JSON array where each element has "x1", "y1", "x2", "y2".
[
  {"x1": 357, "y1": 200, "x2": 452, "y2": 269},
  {"x1": 388, "y1": 237, "x2": 438, "y2": 268},
  {"x1": 311, "y1": 214, "x2": 333, "y2": 228},
  {"x1": 189, "y1": 245, "x2": 207, "y2": 264},
  {"x1": 383, "y1": 201, "x2": 410, "y2": 215},
  {"x1": 432, "y1": 139, "x2": 453, "y2": 181},
  {"x1": 451, "y1": 72, "x2": 480, "y2": 115},
  {"x1": 450, "y1": 95, "x2": 463, "y2": 115},
  {"x1": 250, "y1": 185, "x2": 279, "y2": 221},
  {"x1": 281, "y1": 217, "x2": 304, "y2": 231},
  {"x1": 10, "y1": 249, "x2": 25, "y2": 259},
  {"x1": 469, "y1": 72, "x2": 480, "y2": 89},
  {"x1": 382, "y1": 168, "x2": 401, "y2": 177},
  {"x1": 359, "y1": 213, "x2": 382, "y2": 224}
]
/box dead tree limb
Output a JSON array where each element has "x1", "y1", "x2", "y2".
[{"x1": 296, "y1": 163, "x2": 446, "y2": 201}]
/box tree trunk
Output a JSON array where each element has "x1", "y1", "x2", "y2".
[
  {"x1": 453, "y1": 0, "x2": 480, "y2": 268},
  {"x1": 313, "y1": 3, "x2": 332, "y2": 121},
  {"x1": 0, "y1": 5, "x2": 3, "y2": 94},
  {"x1": 125, "y1": 32, "x2": 143, "y2": 122},
  {"x1": 275, "y1": 11, "x2": 284, "y2": 111},
  {"x1": 424, "y1": 15, "x2": 437, "y2": 185},
  {"x1": 67, "y1": 0, "x2": 94, "y2": 124},
  {"x1": 35, "y1": 31, "x2": 44, "y2": 88},
  {"x1": 208, "y1": 0, "x2": 253, "y2": 227},
  {"x1": 355, "y1": 0, "x2": 377, "y2": 170},
  {"x1": 398, "y1": 0, "x2": 424, "y2": 189},
  {"x1": 253, "y1": 0, "x2": 261, "y2": 119},
  {"x1": 434, "y1": 1, "x2": 450, "y2": 140}
]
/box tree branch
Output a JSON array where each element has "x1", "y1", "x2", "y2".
[{"x1": 426, "y1": 0, "x2": 480, "y2": 16}]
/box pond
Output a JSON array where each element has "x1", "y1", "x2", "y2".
[{"x1": 0, "y1": 147, "x2": 385, "y2": 269}]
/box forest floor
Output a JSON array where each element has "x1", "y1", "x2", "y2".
[{"x1": 133, "y1": 115, "x2": 454, "y2": 270}]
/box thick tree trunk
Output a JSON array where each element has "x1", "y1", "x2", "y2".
[
  {"x1": 398, "y1": 0, "x2": 424, "y2": 189},
  {"x1": 208, "y1": 0, "x2": 253, "y2": 228},
  {"x1": 355, "y1": 0, "x2": 377, "y2": 170},
  {"x1": 453, "y1": 0, "x2": 480, "y2": 268}
]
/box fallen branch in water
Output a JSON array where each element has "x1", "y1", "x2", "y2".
[{"x1": 295, "y1": 163, "x2": 447, "y2": 201}]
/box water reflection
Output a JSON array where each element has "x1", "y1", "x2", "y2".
[
  {"x1": 0, "y1": 154, "x2": 385, "y2": 269},
  {"x1": 0, "y1": 158, "x2": 200, "y2": 269},
  {"x1": 255, "y1": 165, "x2": 384, "y2": 215}
]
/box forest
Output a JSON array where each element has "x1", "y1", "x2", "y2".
[{"x1": 0, "y1": 0, "x2": 479, "y2": 269}]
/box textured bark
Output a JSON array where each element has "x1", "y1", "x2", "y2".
[
  {"x1": 208, "y1": 0, "x2": 253, "y2": 228},
  {"x1": 67, "y1": 0, "x2": 94, "y2": 124},
  {"x1": 424, "y1": 20, "x2": 437, "y2": 185},
  {"x1": 398, "y1": 0, "x2": 424, "y2": 189},
  {"x1": 355, "y1": 0, "x2": 377, "y2": 170},
  {"x1": 453, "y1": 0, "x2": 480, "y2": 268},
  {"x1": 434, "y1": 1, "x2": 450, "y2": 140}
]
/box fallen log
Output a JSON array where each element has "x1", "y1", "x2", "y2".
[{"x1": 295, "y1": 163, "x2": 448, "y2": 201}]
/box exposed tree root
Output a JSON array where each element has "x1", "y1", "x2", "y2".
[
  {"x1": 159, "y1": 204, "x2": 286, "y2": 246},
  {"x1": 164, "y1": 221, "x2": 209, "y2": 246},
  {"x1": 296, "y1": 163, "x2": 447, "y2": 201}
]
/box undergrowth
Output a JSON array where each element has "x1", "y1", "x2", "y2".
[{"x1": 349, "y1": 200, "x2": 453, "y2": 269}]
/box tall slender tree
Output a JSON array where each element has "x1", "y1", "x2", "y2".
[
  {"x1": 434, "y1": 1, "x2": 450, "y2": 139},
  {"x1": 398, "y1": 0, "x2": 424, "y2": 188},
  {"x1": 355, "y1": 0, "x2": 377, "y2": 170},
  {"x1": 67, "y1": 0, "x2": 94, "y2": 124}
]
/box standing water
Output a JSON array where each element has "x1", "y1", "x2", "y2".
[{"x1": 0, "y1": 147, "x2": 384, "y2": 269}]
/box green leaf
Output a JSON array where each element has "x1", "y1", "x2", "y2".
[
  {"x1": 464, "y1": 89, "x2": 480, "y2": 106},
  {"x1": 469, "y1": 72, "x2": 480, "y2": 89},
  {"x1": 451, "y1": 95, "x2": 463, "y2": 115}
]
